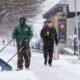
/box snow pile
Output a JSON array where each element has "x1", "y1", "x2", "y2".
[
  {"x1": 63, "y1": 48, "x2": 74, "y2": 54},
  {"x1": 0, "y1": 70, "x2": 38, "y2": 80}
]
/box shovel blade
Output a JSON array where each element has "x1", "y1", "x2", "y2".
[{"x1": 0, "y1": 58, "x2": 12, "y2": 71}]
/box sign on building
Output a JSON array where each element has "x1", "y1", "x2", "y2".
[
  {"x1": 60, "y1": 0, "x2": 80, "y2": 12},
  {"x1": 58, "y1": 19, "x2": 67, "y2": 42}
]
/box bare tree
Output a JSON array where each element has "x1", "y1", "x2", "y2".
[{"x1": 0, "y1": 0, "x2": 45, "y2": 38}]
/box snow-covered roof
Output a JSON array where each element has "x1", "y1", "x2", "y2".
[{"x1": 43, "y1": 3, "x2": 68, "y2": 19}]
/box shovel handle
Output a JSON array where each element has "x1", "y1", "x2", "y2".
[{"x1": 0, "y1": 39, "x2": 14, "y2": 53}]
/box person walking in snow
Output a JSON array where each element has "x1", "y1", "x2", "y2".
[
  {"x1": 12, "y1": 16, "x2": 33, "y2": 70},
  {"x1": 40, "y1": 21, "x2": 58, "y2": 66},
  {"x1": 2, "y1": 40, "x2": 5, "y2": 45}
]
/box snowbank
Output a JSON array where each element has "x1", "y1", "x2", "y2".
[{"x1": 0, "y1": 70, "x2": 38, "y2": 80}]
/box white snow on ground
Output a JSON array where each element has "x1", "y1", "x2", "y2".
[
  {"x1": 63, "y1": 48, "x2": 74, "y2": 54},
  {"x1": 0, "y1": 70, "x2": 38, "y2": 80},
  {"x1": 30, "y1": 52, "x2": 80, "y2": 80},
  {"x1": 0, "y1": 45, "x2": 80, "y2": 80},
  {"x1": 0, "y1": 45, "x2": 38, "y2": 80}
]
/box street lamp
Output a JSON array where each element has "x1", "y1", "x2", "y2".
[
  {"x1": 74, "y1": 35, "x2": 77, "y2": 55},
  {"x1": 74, "y1": 0, "x2": 80, "y2": 59}
]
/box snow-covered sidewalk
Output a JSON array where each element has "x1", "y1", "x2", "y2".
[
  {"x1": 0, "y1": 45, "x2": 80, "y2": 80},
  {"x1": 0, "y1": 45, "x2": 38, "y2": 80},
  {"x1": 0, "y1": 70, "x2": 38, "y2": 80},
  {"x1": 30, "y1": 53, "x2": 80, "y2": 80}
]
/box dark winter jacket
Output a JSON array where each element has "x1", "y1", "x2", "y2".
[
  {"x1": 40, "y1": 26, "x2": 58, "y2": 45},
  {"x1": 12, "y1": 24, "x2": 33, "y2": 45}
]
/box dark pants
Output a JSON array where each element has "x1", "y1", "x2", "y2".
[
  {"x1": 43, "y1": 43, "x2": 54, "y2": 65},
  {"x1": 17, "y1": 43, "x2": 31, "y2": 69}
]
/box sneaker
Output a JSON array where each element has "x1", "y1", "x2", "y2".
[
  {"x1": 44, "y1": 62, "x2": 47, "y2": 65},
  {"x1": 25, "y1": 67, "x2": 29, "y2": 70},
  {"x1": 44, "y1": 60, "x2": 47, "y2": 65},
  {"x1": 17, "y1": 68, "x2": 22, "y2": 71}
]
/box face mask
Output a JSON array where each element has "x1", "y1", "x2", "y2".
[{"x1": 20, "y1": 19, "x2": 25, "y2": 25}]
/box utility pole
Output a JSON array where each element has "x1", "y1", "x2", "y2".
[{"x1": 74, "y1": 0, "x2": 80, "y2": 59}]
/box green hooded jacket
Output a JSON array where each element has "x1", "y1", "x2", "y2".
[{"x1": 12, "y1": 24, "x2": 33, "y2": 45}]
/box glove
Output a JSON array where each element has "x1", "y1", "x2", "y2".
[
  {"x1": 12, "y1": 35, "x2": 16, "y2": 39},
  {"x1": 44, "y1": 31, "x2": 50, "y2": 37},
  {"x1": 21, "y1": 39, "x2": 28, "y2": 47},
  {"x1": 46, "y1": 31, "x2": 49, "y2": 36}
]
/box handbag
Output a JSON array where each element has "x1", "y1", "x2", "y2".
[{"x1": 53, "y1": 45, "x2": 59, "y2": 60}]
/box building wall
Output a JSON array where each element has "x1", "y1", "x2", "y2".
[
  {"x1": 59, "y1": 0, "x2": 80, "y2": 50},
  {"x1": 53, "y1": 12, "x2": 75, "y2": 49},
  {"x1": 67, "y1": 18, "x2": 75, "y2": 40},
  {"x1": 60, "y1": 0, "x2": 80, "y2": 12},
  {"x1": 54, "y1": 14, "x2": 58, "y2": 32},
  {"x1": 53, "y1": 13, "x2": 67, "y2": 43},
  {"x1": 67, "y1": 15, "x2": 80, "y2": 49},
  {"x1": 67, "y1": 18, "x2": 75, "y2": 49}
]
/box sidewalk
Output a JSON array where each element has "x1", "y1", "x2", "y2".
[
  {"x1": 0, "y1": 44, "x2": 80, "y2": 80},
  {"x1": 30, "y1": 53, "x2": 80, "y2": 80}
]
